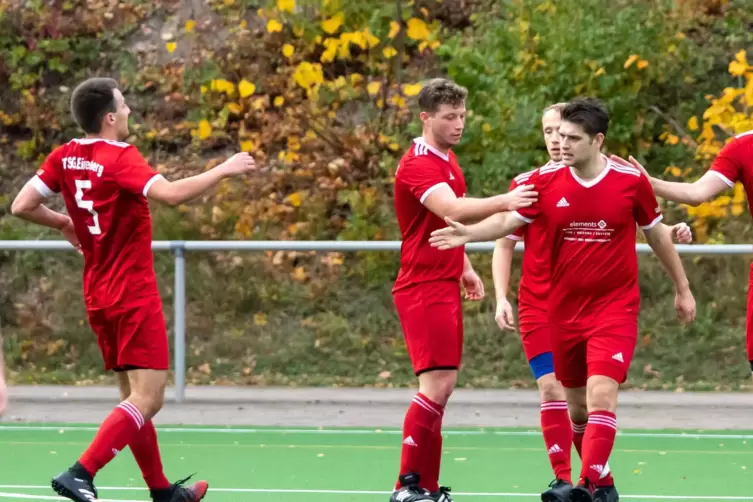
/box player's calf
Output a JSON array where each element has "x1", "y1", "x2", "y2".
[{"x1": 537, "y1": 368, "x2": 573, "y2": 484}]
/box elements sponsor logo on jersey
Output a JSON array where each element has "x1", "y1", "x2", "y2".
[
  {"x1": 62, "y1": 156, "x2": 105, "y2": 177},
  {"x1": 565, "y1": 220, "x2": 614, "y2": 243}
]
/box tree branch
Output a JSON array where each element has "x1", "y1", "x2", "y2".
[{"x1": 649, "y1": 105, "x2": 699, "y2": 148}]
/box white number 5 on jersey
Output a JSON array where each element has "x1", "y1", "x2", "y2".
[{"x1": 74, "y1": 179, "x2": 102, "y2": 235}]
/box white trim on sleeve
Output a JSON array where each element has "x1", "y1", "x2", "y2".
[
  {"x1": 419, "y1": 182, "x2": 450, "y2": 204},
  {"x1": 709, "y1": 170, "x2": 734, "y2": 188},
  {"x1": 142, "y1": 174, "x2": 165, "y2": 197},
  {"x1": 640, "y1": 214, "x2": 664, "y2": 230},
  {"x1": 505, "y1": 234, "x2": 523, "y2": 241},
  {"x1": 30, "y1": 175, "x2": 55, "y2": 198},
  {"x1": 512, "y1": 211, "x2": 534, "y2": 224}
]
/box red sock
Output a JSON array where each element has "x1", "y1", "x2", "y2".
[
  {"x1": 574, "y1": 419, "x2": 614, "y2": 486},
  {"x1": 572, "y1": 420, "x2": 586, "y2": 459},
  {"x1": 578, "y1": 411, "x2": 617, "y2": 487},
  {"x1": 423, "y1": 416, "x2": 445, "y2": 493},
  {"x1": 540, "y1": 401, "x2": 573, "y2": 484},
  {"x1": 396, "y1": 393, "x2": 444, "y2": 492},
  {"x1": 129, "y1": 420, "x2": 170, "y2": 490},
  {"x1": 79, "y1": 401, "x2": 145, "y2": 476}
]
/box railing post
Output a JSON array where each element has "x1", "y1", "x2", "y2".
[{"x1": 172, "y1": 241, "x2": 186, "y2": 403}]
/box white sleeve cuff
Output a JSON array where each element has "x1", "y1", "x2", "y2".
[
  {"x1": 640, "y1": 214, "x2": 664, "y2": 230},
  {"x1": 709, "y1": 170, "x2": 734, "y2": 188},
  {"x1": 30, "y1": 175, "x2": 55, "y2": 198},
  {"x1": 512, "y1": 211, "x2": 534, "y2": 224},
  {"x1": 142, "y1": 174, "x2": 164, "y2": 197},
  {"x1": 419, "y1": 182, "x2": 450, "y2": 204},
  {"x1": 505, "y1": 234, "x2": 523, "y2": 241}
]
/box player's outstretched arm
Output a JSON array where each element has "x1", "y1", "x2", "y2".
[
  {"x1": 147, "y1": 153, "x2": 257, "y2": 206},
  {"x1": 492, "y1": 238, "x2": 517, "y2": 330},
  {"x1": 648, "y1": 171, "x2": 729, "y2": 207},
  {"x1": 429, "y1": 212, "x2": 527, "y2": 250},
  {"x1": 642, "y1": 224, "x2": 696, "y2": 324},
  {"x1": 611, "y1": 155, "x2": 729, "y2": 207},
  {"x1": 423, "y1": 184, "x2": 537, "y2": 224}
]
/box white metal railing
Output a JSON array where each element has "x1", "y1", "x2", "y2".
[{"x1": 2, "y1": 240, "x2": 751, "y2": 401}]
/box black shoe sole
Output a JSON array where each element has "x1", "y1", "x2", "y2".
[
  {"x1": 542, "y1": 491, "x2": 571, "y2": 502},
  {"x1": 52, "y1": 478, "x2": 96, "y2": 502},
  {"x1": 569, "y1": 487, "x2": 593, "y2": 502}
]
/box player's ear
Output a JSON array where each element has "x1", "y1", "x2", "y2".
[
  {"x1": 594, "y1": 132, "x2": 605, "y2": 148},
  {"x1": 419, "y1": 111, "x2": 430, "y2": 123}
]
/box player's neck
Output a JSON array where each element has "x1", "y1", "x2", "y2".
[
  {"x1": 85, "y1": 131, "x2": 119, "y2": 142},
  {"x1": 421, "y1": 132, "x2": 450, "y2": 155},
  {"x1": 572, "y1": 154, "x2": 607, "y2": 180}
]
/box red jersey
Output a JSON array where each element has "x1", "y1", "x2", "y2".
[
  {"x1": 33, "y1": 138, "x2": 163, "y2": 310},
  {"x1": 707, "y1": 131, "x2": 753, "y2": 361},
  {"x1": 505, "y1": 161, "x2": 560, "y2": 310},
  {"x1": 514, "y1": 159, "x2": 662, "y2": 325},
  {"x1": 393, "y1": 137, "x2": 467, "y2": 292},
  {"x1": 708, "y1": 131, "x2": 753, "y2": 209}
]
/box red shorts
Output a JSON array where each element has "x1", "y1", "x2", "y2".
[
  {"x1": 518, "y1": 304, "x2": 552, "y2": 361},
  {"x1": 87, "y1": 298, "x2": 169, "y2": 372},
  {"x1": 552, "y1": 318, "x2": 637, "y2": 388},
  {"x1": 393, "y1": 281, "x2": 463, "y2": 375}
]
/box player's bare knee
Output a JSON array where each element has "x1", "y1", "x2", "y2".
[
  {"x1": 418, "y1": 369, "x2": 457, "y2": 406},
  {"x1": 586, "y1": 376, "x2": 619, "y2": 412},
  {"x1": 126, "y1": 369, "x2": 167, "y2": 419},
  {"x1": 564, "y1": 386, "x2": 588, "y2": 422},
  {"x1": 537, "y1": 374, "x2": 564, "y2": 402}
]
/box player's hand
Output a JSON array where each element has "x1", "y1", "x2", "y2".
[
  {"x1": 674, "y1": 287, "x2": 696, "y2": 325},
  {"x1": 610, "y1": 154, "x2": 650, "y2": 178},
  {"x1": 461, "y1": 268, "x2": 484, "y2": 301},
  {"x1": 59, "y1": 217, "x2": 82, "y2": 255},
  {"x1": 220, "y1": 152, "x2": 257, "y2": 176},
  {"x1": 495, "y1": 298, "x2": 516, "y2": 331},
  {"x1": 670, "y1": 222, "x2": 693, "y2": 244},
  {"x1": 429, "y1": 217, "x2": 471, "y2": 250},
  {"x1": 501, "y1": 184, "x2": 537, "y2": 211}
]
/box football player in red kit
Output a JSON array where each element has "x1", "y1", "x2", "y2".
[
  {"x1": 390, "y1": 78, "x2": 537, "y2": 502},
  {"x1": 492, "y1": 103, "x2": 692, "y2": 501},
  {"x1": 611, "y1": 130, "x2": 753, "y2": 383},
  {"x1": 11, "y1": 77, "x2": 257, "y2": 502},
  {"x1": 430, "y1": 97, "x2": 695, "y2": 502}
]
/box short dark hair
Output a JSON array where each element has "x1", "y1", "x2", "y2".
[
  {"x1": 71, "y1": 77, "x2": 119, "y2": 134},
  {"x1": 417, "y1": 78, "x2": 468, "y2": 113},
  {"x1": 560, "y1": 97, "x2": 609, "y2": 137}
]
